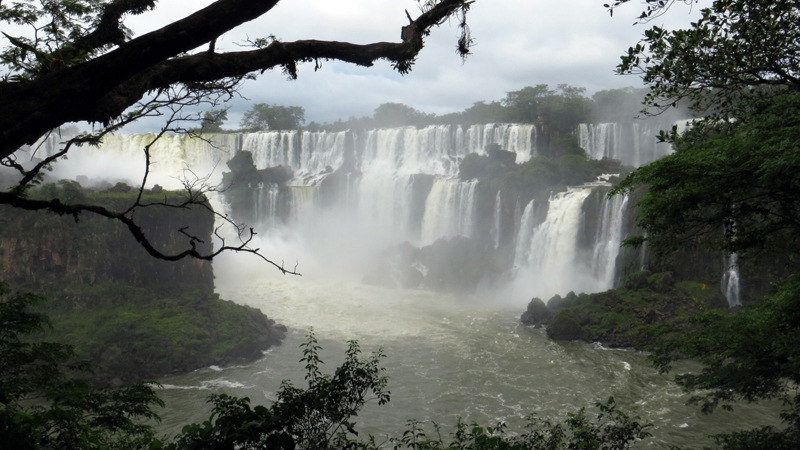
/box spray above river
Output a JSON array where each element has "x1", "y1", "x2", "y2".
[{"x1": 40, "y1": 122, "x2": 645, "y2": 303}]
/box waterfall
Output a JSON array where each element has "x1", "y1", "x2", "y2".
[
  {"x1": 513, "y1": 200, "x2": 535, "y2": 269},
  {"x1": 490, "y1": 191, "x2": 502, "y2": 248},
  {"x1": 32, "y1": 123, "x2": 659, "y2": 297},
  {"x1": 578, "y1": 121, "x2": 681, "y2": 167},
  {"x1": 253, "y1": 183, "x2": 281, "y2": 229},
  {"x1": 44, "y1": 133, "x2": 241, "y2": 189},
  {"x1": 722, "y1": 253, "x2": 742, "y2": 307},
  {"x1": 420, "y1": 178, "x2": 478, "y2": 244},
  {"x1": 465, "y1": 123, "x2": 536, "y2": 163},
  {"x1": 579, "y1": 123, "x2": 618, "y2": 161},
  {"x1": 356, "y1": 174, "x2": 416, "y2": 242},
  {"x1": 512, "y1": 183, "x2": 629, "y2": 300},
  {"x1": 520, "y1": 188, "x2": 593, "y2": 299},
  {"x1": 290, "y1": 186, "x2": 316, "y2": 225},
  {"x1": 590, "y1": 193, "x2": 630, "y2": 289}
]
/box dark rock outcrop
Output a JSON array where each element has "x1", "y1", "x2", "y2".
[
  {"x1": 520, "y1": 297, "x2": 551, "y2": 326},
  {"x1": 546, "y1": 309, "x2": 591, "y2": 341},
  {"x1": 524, "y1": 270, "x2": 729, "y2": 349}
]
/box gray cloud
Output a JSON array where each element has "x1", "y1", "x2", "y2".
[{"x1": 122, "y1": 0, "x2": 703, "y2": 131}]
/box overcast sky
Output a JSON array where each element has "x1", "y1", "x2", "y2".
[{"x1": 123, "y1": 0, "x2": 704, "y2": 131}]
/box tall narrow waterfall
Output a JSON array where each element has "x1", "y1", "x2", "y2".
[
  {"x1": 590, "y1": 194, "x2": 630, "y2": 289},
  {"x1": 253, "y1": 183, "x2": 281, "y2": 228},
  {"x1": 513, "y1": 200, "x2": 536, "y2": 269},
  {"x1": 490, "y1": 191, "x2": 502, "y2": 249},
  {"x1": 722, "y1": 253, "x2": 742, "y2": 307}
]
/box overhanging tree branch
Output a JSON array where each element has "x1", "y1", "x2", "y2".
[{"x1": 0, "y1": 0, "x2": 473, "y2": 158}]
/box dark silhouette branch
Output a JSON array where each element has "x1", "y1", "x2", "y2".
[
  {"x1": 2, "y1": 84, "x2": 299, "y2": 274},
  {"x1": 0, "y1": 0, "x2": 473, "y2": 158},
  {"x1": 0, "y1": 190, "x2": 299, "y2": 275}
]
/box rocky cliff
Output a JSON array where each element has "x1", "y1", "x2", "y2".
[{"x1": 0, "y1": 182, "x2": 285, "y2": 384}]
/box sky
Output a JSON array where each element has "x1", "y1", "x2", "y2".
[{"x1": 121, "y1": 0, "x2": 704, "y2": 132}]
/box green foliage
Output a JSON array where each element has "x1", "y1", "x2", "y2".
[
  {"x1": 240, "y1": 103, "x2": 306, "y2": 131},
  {"x1": 458, "y1": 144, "x2": 517, "y2": 180},
  {"x1": 458, "y1": 153, "x2": 489, "y2": 180},
  {"x1": 502, "y1": 84, "x2": 555, "y2": 123},
  {"x1": 590, "y1": 87, "x2": 651, "y2": 122},
  {"x1": 0, "y1": 282, "x2": 163, "y2": 450},
  {"x1": 610, "y1": 3, "x2": 800, "y2": 445},
  {"x1": 41, "y1": 282, "x2": 283, "y2": 384},
  {"x1": 0, "y1": 0, "x2": 155, "y2": 79},
  {"x1": 455, "y1": 100, "x2": 509, "y2": 125},
  {"x1": 520, "y1": 297, "x2": 550, "y2": 325},
  {"x1": 198, "y1": 109, "x2": 228, "y2": 133},
  {"x1": 224, "y1": 150, "x2": 260, "y2": 185},
  {"x1": 546, "y1": 309, "x2": 590, "y2": 341},
  {"x1": 163, "y1": 330, "x2": 390, "y2": 450},
  {"x1": 649, "y1": 276, "x2": 800, "y2": 417},
  {"x1": 613, "y1": 91, "x2": 800, "y2": 259},
  {"x1": 494, "y1": 150, "x2": 613, "y2": 204},
  {"x1": 548, "y1": 135, "x2": 586, "y2": 159},
  {"x1": 31, "y1": 179, "x2": 87, "y2": 203},
  {"x1": 384, "y1": 397, "x2": 650, "y2": 450},
  {"x1": 538, "y1": 272, "x2": 729, "y2": 348},
  {"x1": 373, "y1": 103, "x2": 434, "y2": 128},
  {"x1": 617, "y1": 0, "x2": 800, "y2": 119}
]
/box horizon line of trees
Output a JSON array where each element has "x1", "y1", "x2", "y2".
[{"x1": 197, "y1": 84, "x2": 694, "y2": 135}]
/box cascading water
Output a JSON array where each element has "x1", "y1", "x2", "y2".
[
  {"x1": 590, "y1": 193, "x2": 630, "y2": 289},
  {"x1": 253, "y1": 183, "x2": 281, "y2": 229},
  {"x1": 465, "y1": 123, "x2": 537, "y2": 163},
  {"x1": 512, "y1": 182, "x2": 629, "y2": 301},
  {"x1": 490, "y1": 191, "x2": 502, "y2": 248},
  {"x1": 516, "y1": 188, "x2": 593, "y2": 299},
  {"x1": 722, "y1": 253, "x2": 742, "y2": 307},
  {"x1": 578, "y1": 121, "x2": 676, "y2": 167},
  {"x1": 26, "y1": 123, "x2": 779, "y2": 449},
  {"x1": 513, "y1": 200, "x2": 535, "y2": 269},
  {"x1": 420, "y1": 178, "x2": 478, "y2": 245}
]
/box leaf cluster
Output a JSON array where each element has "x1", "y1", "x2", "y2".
[
  {"x1": 165, "y1": 330, "x2": 390, "y2": 450},
  {"x1": 240, "y1": 103, "x2": 306, "y2": 132},
  {"x1": 617, "y1": 0, "x2": 800, "y2": 118},
  {"x1": 384, "y1": 397, "x2": 650, "y2": 450},
  {"x1": 0, "y1": 281, "x2": 164, "y2": 450}
]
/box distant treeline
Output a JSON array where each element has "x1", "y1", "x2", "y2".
[{"x1": 198, "y1": 84, "x2": 693, "y2": 135}]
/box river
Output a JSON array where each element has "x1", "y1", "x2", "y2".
[{"x1": 153, "y1": 267, "x2": 779, "y2": 449}]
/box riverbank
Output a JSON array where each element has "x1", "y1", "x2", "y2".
[{"x1": 521, "y1": 270, "x2": 730, "y2": 350}]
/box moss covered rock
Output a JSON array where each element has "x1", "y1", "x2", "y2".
[
  {"x1": 528, "y1": 271, "x2": 731, "y2": 349},
  {"x1": 546, "y1": 309, "x2": 591, "y2": 341},
  {"x1": 520, "y1": 297, "x2": 551, "y2": 326}
]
